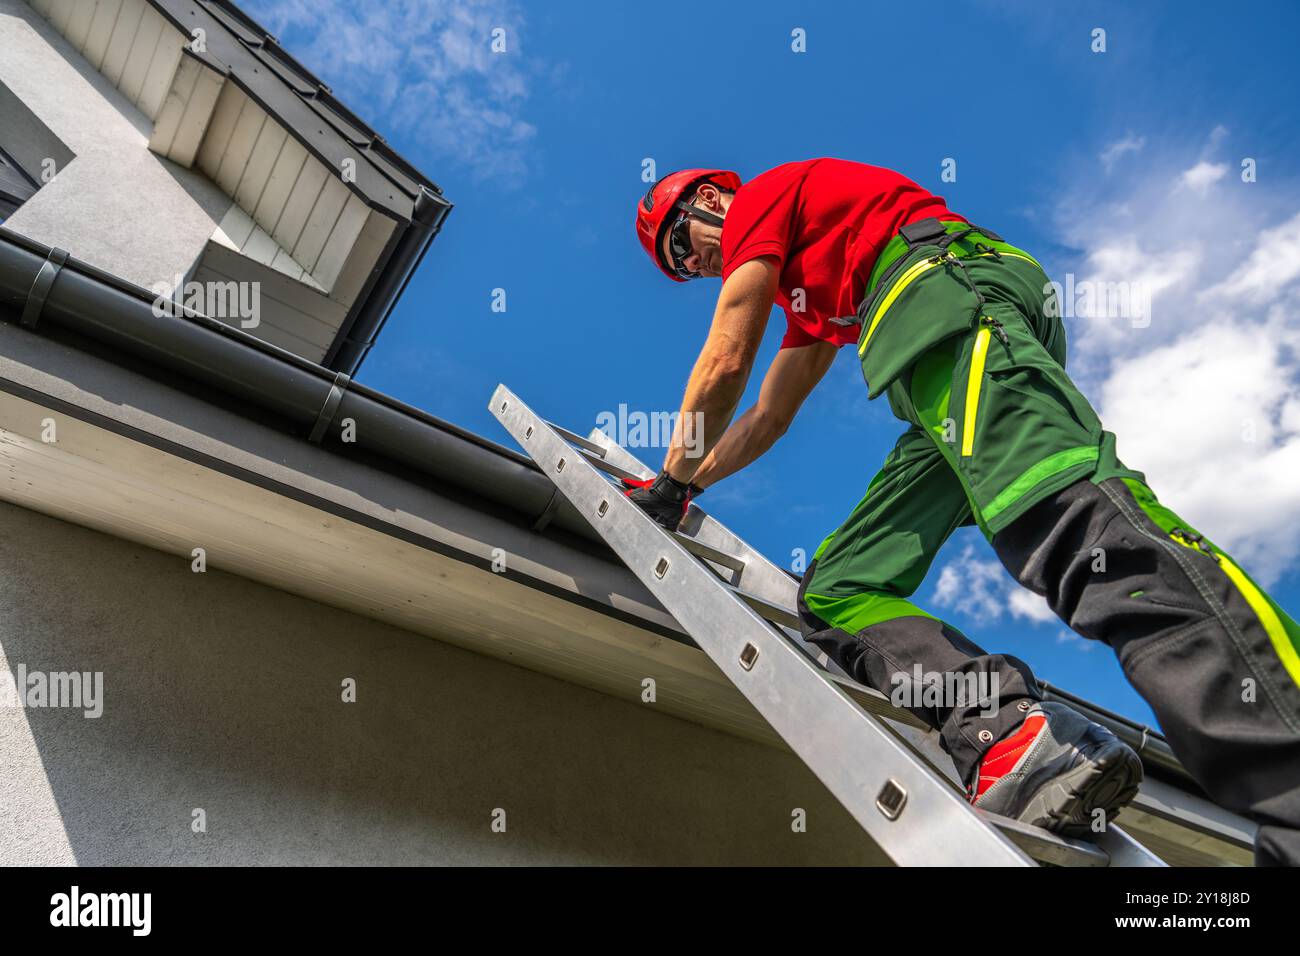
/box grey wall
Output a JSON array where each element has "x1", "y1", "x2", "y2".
[
  {"x1": 0, "y1": 0, "x2": 232, "y2": 289},
  {"x1": 0, "y1": 500, "x2": 885, "y2": 865},
  {"x1": 0, "y1": 78, "x2": 75, "y2": 180}
]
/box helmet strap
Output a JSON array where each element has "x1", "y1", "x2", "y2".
[{"x1": 675, "y1": 199, "x2": 725, "y2": 228}]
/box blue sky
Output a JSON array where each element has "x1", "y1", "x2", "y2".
[{"x1": 248, "y1": 0, "x2": 1300, "y2": 728}]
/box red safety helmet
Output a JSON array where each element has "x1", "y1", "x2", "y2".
[{"x1": 635, "y1": 168, "x2": 742, "y2": 281}]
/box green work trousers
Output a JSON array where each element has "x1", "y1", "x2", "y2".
[{"x1": 796, "y1": 228, "x2": 1300, "y2": 865}]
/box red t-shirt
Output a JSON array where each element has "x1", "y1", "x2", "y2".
[{"x1": 720, "y1": 158, "x2": 967, "y2": 349}]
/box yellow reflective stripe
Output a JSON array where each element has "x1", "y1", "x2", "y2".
[
  {"x1": 857, "y1": 255, "x2": 948, "y2": 357},
  {"x1": 961, "y1": 325, "x2": 991, "y2": 457},
  {"x1": 1168, "y1": 534, "x2": 1300, "y2": 687},
  {"x1": 857, "y1": 250, "x2": 1042, "y2": 360},
  {"x1": 1219, "y1": 554, "x2": 1300, "y2": 687}
]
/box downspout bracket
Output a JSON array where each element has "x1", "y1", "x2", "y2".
[
  {"x1": 309, "y1": 371, "x2": 352, "y2": 443},
  {"x1": 21, "y1": 247, "x2": 69, "y2": 330},
  {"x1": 531, "y1": 487, "x2": 562, "y2": 533}
]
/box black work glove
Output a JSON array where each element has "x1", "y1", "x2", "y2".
[{"x1": 619, "y1": 470, "x2": 703, "y2": 531}]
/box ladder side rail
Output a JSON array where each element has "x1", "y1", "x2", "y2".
[
  {"x1": 586, "y1": 419, "x2": 1168, "y2": 867},
  {"x1": 493, "y1": 386, "x2": 1034, "y2": 867}
]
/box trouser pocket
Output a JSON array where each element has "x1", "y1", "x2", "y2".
[
  {"x1": 858, "y1": 249, "x2": 983, "y2": 401},
  {"x1": 946, "y1": 305, "x2": 1106, "y2": 534}
]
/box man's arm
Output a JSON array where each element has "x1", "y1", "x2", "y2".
[
  {"x1": 661, "y1": 257, "x2": 779, "y2": 484},
  {"x1": 687, "y1": 340, "x2": 836, "y2": 488}
]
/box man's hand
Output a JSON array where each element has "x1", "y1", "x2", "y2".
[{"x1": 620, "y1": 470, "x2": 702, "y2": 530}]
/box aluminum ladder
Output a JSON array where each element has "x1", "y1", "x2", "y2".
[{"x1": 490, "y1": 384, "x2": 1165, "y2": 867}]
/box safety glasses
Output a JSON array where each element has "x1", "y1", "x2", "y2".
[{"x1": 668, "y1": 204, "x2": 701, "y2": 279}]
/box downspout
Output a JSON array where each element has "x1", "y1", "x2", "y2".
[{"x1": 323, "y1": 186, "x2": 452, "y2": 375}]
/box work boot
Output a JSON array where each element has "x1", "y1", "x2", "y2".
[{"x1": 969, "y1": 701, "x2": 1143, "y2": 836}]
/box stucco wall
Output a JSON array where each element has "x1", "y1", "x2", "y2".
[
  {"x1": 0, "y1": 500, "x2": 884, "y2": 865},
  {"x1": 0, "y1": 0, "x2": 231, "y2": 289}
]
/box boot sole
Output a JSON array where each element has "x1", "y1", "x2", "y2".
[{"x1": 1016, "y1": 738, "x2": 1144, "y2": 837}]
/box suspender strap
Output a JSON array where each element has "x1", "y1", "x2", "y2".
[
  {"x1": 865, "y1": 220, "x2": 1018, "y2": 301},
  {"x1": 898, "y1": 216, "x2": 950, "y2": 246}
]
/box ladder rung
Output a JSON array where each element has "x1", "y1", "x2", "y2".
[
  {"x1": 1091, "y1": 822, "x2": 1169, "y2": 867},
  {"x1": 673, "y1": 532, "x2": 747, "y2": 573},
  {"x1": 575, "y1": 448, "x2": 639, "y2": 482},
  {"x1": 547, "y1": 421, "x2": 607, "y2": 457},
  {"x1": 981, "y1": 812, "x2": 1111, "y2": 867},
  {"x1": 730, "y1": 585, "x2": 802, "y2": 630}
]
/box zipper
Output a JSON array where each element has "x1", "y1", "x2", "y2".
[
  {"x1": 1168, "y1": 527, "x2": 1300, "y2": 684},
  {"x1": 960, "y1": 316, "x2": 1008, "y2": 457},
  {"x1": 1168, "y1": 527, "x2": 1217, "y2": 559},
  {"x1": 858, "y1": 252, "x2": 955, "y2": 357},
  {"x1": 985, "y1": 250, "x2": 1039, "y2": 268},
  {"x1": 858, "y1": 249, "x2": 1041, "y2": 360}
]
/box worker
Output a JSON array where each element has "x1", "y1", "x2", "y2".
[{"x1": 627, "y1": 160, "x2": 1300, "y2": 865}]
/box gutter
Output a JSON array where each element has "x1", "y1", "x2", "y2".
[
  {"x1": 0, "y1": 226, "x2": 588, "y2": 546},
  {"x1": 0, "y1": 225, "x2": 1198, "y2": 791}
]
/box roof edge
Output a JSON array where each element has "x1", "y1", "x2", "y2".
[
  {"x1": 148, "y1": 0, "x2": 444, "y2": 223},
  {"x1": 0, "y1": 224, "x2": 1204, "y2": 795}
]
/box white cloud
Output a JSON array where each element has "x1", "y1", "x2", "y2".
[
  {"x1": 1177, "y1": 160, "x2": 1229, "y2": 195},
  {"x1": 932, "y1": 546, "x2": 1007, "y2": 624},
  {"x1": 1097, "y1": 319, "x2": 1300, "y2": 580},
  {"x1": 932, "y1": 545, "x2": 1060, "y2": 629},
  {"x1": 1200, "y1": 210, "x2": 1300, "y2": 306},
  {"x1": 1056, "y1": 631, "x2": 1098, "y2": 653},
  {"x1": 1047, "y1": 126, "x2": 1300, "y2": 584},
  {"x1": 242, "y1": 0, "x2": 541, "y2": 183},
  {"x1": 1100, "y1": 134, "x2": 1145, "y2": 173},
  {"x1": 1008, "y1": 588, "x2": 1056, "y2": 624},
  {"x1": 1060, "y1": 237, "x2": 1201, "y2": 366}
]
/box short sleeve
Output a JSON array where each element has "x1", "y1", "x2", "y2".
[
  {"x1": 779, "y1": 314, "x2": 824, "y2": 350},
  {"x1": 721, "y1": 164, "x2": 805, "y2": 283}
]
